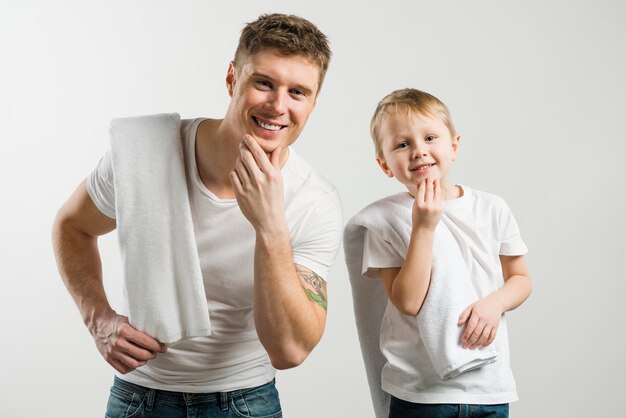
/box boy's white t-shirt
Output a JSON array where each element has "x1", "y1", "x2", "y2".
[
  {"x1": 86, "y1": 118, "x2": 343, "y2": 392},
  {"x1": 362, "y1": 185, "x2": 528, "y2": 404}
]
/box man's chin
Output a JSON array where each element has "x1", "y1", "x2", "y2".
[{"x1": 249, "y1": 134, "x2": 281, "y2": 155}]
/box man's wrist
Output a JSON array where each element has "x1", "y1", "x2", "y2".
[{"x1": 82, "y1": 303, "x2": 116, "y2": 334}]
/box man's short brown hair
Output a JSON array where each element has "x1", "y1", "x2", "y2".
[{"x1": 233, "y1": 13, "x2": 332, "y2": 90}]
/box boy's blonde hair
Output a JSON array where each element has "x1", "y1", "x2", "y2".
[
  {"x1": 233, "y1": 13, "x2": 332, "y2": 90},
  {"x1": 370, "y1": 88, "x2": 457, "y2": 158}
]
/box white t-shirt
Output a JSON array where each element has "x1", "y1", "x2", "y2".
[
  {"x1": 87, "y1": 118, "x2": 343, "y2": 392},
  {"x1": 362, "y1": 185, "x2": 528, "y2": 404}
]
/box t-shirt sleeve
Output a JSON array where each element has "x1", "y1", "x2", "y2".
[
  {"x1": 291, "y1": 190, "x2": 343, "y2": 281},
  {"x1": 85, "y1": 151, "x2": 117, "y2": 219},
  {"x1": 362, "y1": 228, "x2": 404, "y2": 280},
  {"x1": 498, "y1": 199, "x2": 528, "y2": 256}
]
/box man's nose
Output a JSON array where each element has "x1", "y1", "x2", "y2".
[{"x1": 266, "y1": 89, "x2": 287, "y2": 114}]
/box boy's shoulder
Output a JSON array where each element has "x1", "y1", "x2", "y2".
[
  {"x1": 346, "y1": 192, "x2": 412, "y2": 234},
  {"x1": 458, "y1": 185, "x2": 508, "y2": 208},
  {"x1": 354, "y1": 192, "x2": 411, "y2": 219},
  {"x1": 344, "y1": 192, "x2": 413, "y2": 248}
]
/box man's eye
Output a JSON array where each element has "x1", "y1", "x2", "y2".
[
  {"x1": 256, "y1": 80, "x2": 272, "y2": 89},
  {"x1": 290, "y1": 89, "x2": 306, "y2": 97}
]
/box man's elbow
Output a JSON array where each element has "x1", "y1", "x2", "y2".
[{"x1": 267, "y1": 345, "x2": 312, "y2": 370}]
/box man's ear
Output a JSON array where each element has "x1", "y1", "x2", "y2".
[
  {"x1": 451, "y1": 134, "x2": 461, "y2": 161},
  {"x1": 226, "y1": 62, "x2": 236, "y2": 97},
  {"x1": 376, "y1": 157, "x2": 394, "y2": 178}
]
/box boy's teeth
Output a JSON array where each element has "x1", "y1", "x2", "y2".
[{"x1": 258, "y1": 120, "x2": 282, "y2": 131}]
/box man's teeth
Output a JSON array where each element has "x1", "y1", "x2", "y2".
[{"x1": 257, "y1": 119, "x2": 282, "y2": 131}]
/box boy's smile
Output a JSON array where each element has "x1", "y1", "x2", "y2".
[
  {"x1": 377, "y1": 111, "x2": 460, "y2": 198},
  {"x1": 225, "y1": 48, "x2": 320, "y2": 155}
]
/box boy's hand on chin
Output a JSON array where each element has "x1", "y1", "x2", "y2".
[{"x1": 411, "y1": 177, "x2": 442, "y2": 232}]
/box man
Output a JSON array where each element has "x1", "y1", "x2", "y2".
[{"x1": 52, "y1": 13, "x2": 342, "y2": 417}]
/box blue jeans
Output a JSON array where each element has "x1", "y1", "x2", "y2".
[
  {"x1": 389, "y1": 395, "x2": 509, "y2": 418},
  {"x1": 105, "y1": 376, "x2": 282, "y2": 418}
]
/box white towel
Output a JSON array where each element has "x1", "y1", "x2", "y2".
[
  {"x1": 110, "y1": 113, "x2": 211, "y2": 344},
  {"x1": 422, "y1": 222, "x2": 497, "y2": 379},
  {"x1": 344, "y1": 194, "x2": 497, "y2": 416}
]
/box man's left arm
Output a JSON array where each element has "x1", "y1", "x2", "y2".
[{"x1": 230, "y1": 135, "x2": 337, "y2": 369}]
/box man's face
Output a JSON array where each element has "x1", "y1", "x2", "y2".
[
  {"x1": 225, "y1": 49, "x2": 320, "y2": 154},
  {"x1": 377, "y1": 111, "x2": 460, "y2": 196}
]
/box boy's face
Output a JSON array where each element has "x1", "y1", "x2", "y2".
[
  {"x1": 225, "y1": 48, "x2": 320, "y2": 154},
  {"x1": 376, "y1": 111, "x2": 460, "y2": 196}
]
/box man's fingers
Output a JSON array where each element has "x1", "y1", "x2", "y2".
[
  {"x1": 243, "y1": 135, "x2": 274, "y2": 172},
  {"x1": 119, "y1": 322, "x2": 167, "y2": 354},
  {"x1": 234, "y1": 157, "x2": 251, "y2": 189},
  {"x1": 117, "y1": 338, "x2": 158, "y2": 361},
  {"x1": 269, "y1": 146, "x2": 282, "y2": 169},
  {"x1": 239, "y1": 143, "x2": 263, "y2": 179},
  {"x1": 229, "y1": 170, "x2": 243, "y2": 196}
]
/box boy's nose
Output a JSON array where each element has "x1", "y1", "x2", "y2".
[{"x1": 411, "y1": 146, "x2": 427, "y2": 159}]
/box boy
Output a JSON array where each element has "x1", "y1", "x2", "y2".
[{"x1": 345, "y1": 88, "x2": 531, "y2": 418}]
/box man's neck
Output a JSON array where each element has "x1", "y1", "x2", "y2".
[{"x1": 195, "y1": 118, "x2": 241, "y2": 199}]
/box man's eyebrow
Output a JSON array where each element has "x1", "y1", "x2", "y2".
[{"x1": 250, "y1": 71, "x2": 315, "y2": 95}]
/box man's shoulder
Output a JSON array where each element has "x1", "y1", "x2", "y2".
[{"x1": 285, "y1": 149, "x2": 338, "y2": 197}]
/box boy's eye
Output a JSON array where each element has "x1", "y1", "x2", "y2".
[
  {"x1": 396, "y1": 142, "x2": 409, "y2": 149},
  {"x1": 425, "y1": 135, "x2": 435, "y2": 142}
]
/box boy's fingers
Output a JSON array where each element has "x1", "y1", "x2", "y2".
[
  {"x1": 416, "y1": 179, "x2": 426, "y2": 202},
  {"x1": 483, "y1": 328, "x2": 497, "y2": 348},
  {"x1": 472, "y1": 324, "x2": 491, "y2": 349},
  {"x1": 458, "y1": 305, "x2": 472, "y2": 326},
  {"x1": 424, "y1": 177, "x2": 434, "y2": 202},
  {"x1": 464, "y1": 319, "x2": 485, "y2": 347}
]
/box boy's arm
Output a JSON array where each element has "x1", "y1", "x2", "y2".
[
  {"x1": 459, "y1": 255, "x2": 532, "y2": 349},
  {"x1": 379, "y1": 228, "x2": 435, "y2": 316},
  {"x1": 379, "y1": 178, "x2": 441, "y2": 316}
]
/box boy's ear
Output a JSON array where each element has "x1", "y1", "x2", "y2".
[
  {"x1": 226, "y1": 62, "x2": 236, "y2": 97},
  {"x1": 451, "y1": 134, "x2": 461, "y2": 161},
  {"x1": 376, "y1": 157, "x2": 394, "y2": 178}
]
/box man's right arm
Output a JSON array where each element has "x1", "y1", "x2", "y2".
[{"x1": 52, "y1": 180, "x2": 166, "y2": 374}]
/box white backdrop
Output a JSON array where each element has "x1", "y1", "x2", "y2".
[{"x1": 1, "y1": 1, "x2": 625, "y2": 417}]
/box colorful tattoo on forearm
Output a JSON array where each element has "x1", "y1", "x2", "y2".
[{"x1": 297, "y1": 266, "x2": 328, "y2": 311}]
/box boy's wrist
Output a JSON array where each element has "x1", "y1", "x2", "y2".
[{"x1": 410, "y1": 225, "x2": 436, "y2": 238}]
